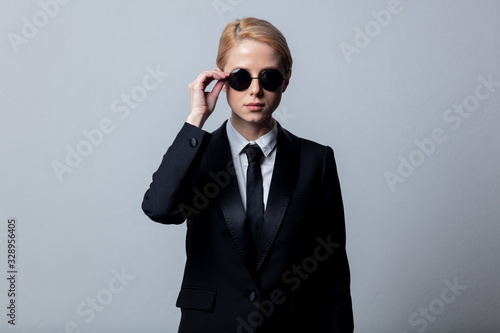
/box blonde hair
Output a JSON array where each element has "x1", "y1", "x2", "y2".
[{"x1": 216, "y1": 17, "x2": 293, "y2": 74}]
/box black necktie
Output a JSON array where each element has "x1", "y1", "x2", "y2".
[{"x1": 243, "y1": 144, "x2": 264, "y2": 254}]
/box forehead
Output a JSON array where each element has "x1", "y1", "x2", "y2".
[{"x1": 224, "y1": 39, "x2": 283, "y2": 72}]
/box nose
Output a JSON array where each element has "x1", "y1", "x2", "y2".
[{"x1": 248, "y1": 77, "x2": 263, "y2": 96}]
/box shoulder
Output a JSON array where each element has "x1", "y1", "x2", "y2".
[
  {"x1": 279, "y1": 125, "x2": 340, "y2": 187},
  {"x1": 279, "y1": 124, "x2": 334, "y2": 156}
]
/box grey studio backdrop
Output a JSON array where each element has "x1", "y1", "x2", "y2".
[{"x1": 1, "y1": 0, "x2": 499, "y2": 332}]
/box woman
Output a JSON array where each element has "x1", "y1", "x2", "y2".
[{"x1": 142, "y1": 17, "x2": 353, "y2": 333}]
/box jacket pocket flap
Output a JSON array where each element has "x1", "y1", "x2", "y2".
[{"x1": 176, "y1": 288, "x2": 217, "y2": 310}]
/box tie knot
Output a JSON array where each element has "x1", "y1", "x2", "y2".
[{"x1": 243, "y1": 144, "x2": 263, "y2": 164}]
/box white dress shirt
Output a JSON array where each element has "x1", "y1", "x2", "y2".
[{"x1": 225, "y1": 118, "x2": 278, "y2": 212}]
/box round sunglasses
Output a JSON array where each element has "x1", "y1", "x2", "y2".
[{"x1": 227, "y1": 68, "x2": 285, "y2": 92}]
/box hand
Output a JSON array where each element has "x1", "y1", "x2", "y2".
[{"x1": 186, "y1": 69, "x2": 229, "y2": 128}]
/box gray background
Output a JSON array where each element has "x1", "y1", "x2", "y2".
[{"x1": 1, "y1": 0, "x2": 499, "y2": 332}]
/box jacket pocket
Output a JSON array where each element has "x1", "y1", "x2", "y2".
[{"x1": 175, "y1": 287, "x2": 217, "y2": 310}]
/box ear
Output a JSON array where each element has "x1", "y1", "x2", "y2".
[
  {"x1": 281, "y1": 69, "x2": 292, "y2": 93},
  {"x1": 215, "y1": 67, "x2": 227, "y2": 93}
]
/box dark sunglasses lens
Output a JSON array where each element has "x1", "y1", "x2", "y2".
[
  {"x1": 228, "y1": 69, "x2": 251, "y2": 91},
  {"x1": 260, "y1": 69, "x2": 284, "y2": 91}
]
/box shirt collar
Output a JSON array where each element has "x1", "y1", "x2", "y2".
[{"x1": 226, "y1": 118, "x2": 278, "y2": 159}]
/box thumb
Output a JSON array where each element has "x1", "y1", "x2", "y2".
[{"x1": 206, "y1": 78, "x2": 227, "y2": 109}]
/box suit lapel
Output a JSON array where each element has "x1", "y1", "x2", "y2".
[
  {"x1": 205, "y1": 121, "x2": 255, "y2": 273},
  {"x1": 206, "y1": 120, "x2": 300, "y2": 274},
  {"x1": 256, "y1": 123, "x2": 300, "y2": 271}
]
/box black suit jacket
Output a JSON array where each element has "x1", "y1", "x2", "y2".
[{"x1": 142, "y1": 120, "x2": 353, "y2": 333}]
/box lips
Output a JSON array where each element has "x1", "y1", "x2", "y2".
[{"x1": 245, "y1": 103, "x2": 264, "y2": 111}]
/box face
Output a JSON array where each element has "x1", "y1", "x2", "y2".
[{"x1": 218, "y1": 39, "x2": 290, "y2": 127}]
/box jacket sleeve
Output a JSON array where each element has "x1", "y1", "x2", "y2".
[
  {"x1": 321, "y1": 146, "x2": 354, "y2": 332},
  {"x1": 141, "y1": 122, "x2": 212, "y2": 224}
]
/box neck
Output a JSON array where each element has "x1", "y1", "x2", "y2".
[{"x1": 230, "y1": 114, "x2": 275, "y2": 141}]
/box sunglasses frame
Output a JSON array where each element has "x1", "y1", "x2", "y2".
[{"x1": 227, "y1": 68, "x2": 285, "y2": 92}]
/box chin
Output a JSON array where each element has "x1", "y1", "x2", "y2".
[
  {"x1": 233, "y1": 108, "x2": 271, "y2": 121},
  {"x1": 244, "y1": 113, "x2": 273, "y2": 124}
]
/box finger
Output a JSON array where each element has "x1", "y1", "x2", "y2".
[
  {"x1": 206, "y1": 78, "x2": 227, "y2": 108},
  {"x1": 196, "y1": 71, "x2": 228, "y2": 88},
  {"x1": 212, "y1": 78, "x2": 227, "y2": 96}
]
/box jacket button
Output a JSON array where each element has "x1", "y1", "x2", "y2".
[
  {"x1": 249, "y1": 291, "x2": 257, "y2": 302},
  {"x1": 189, "y1": 138, "x2": 198, "y2": 147}
]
